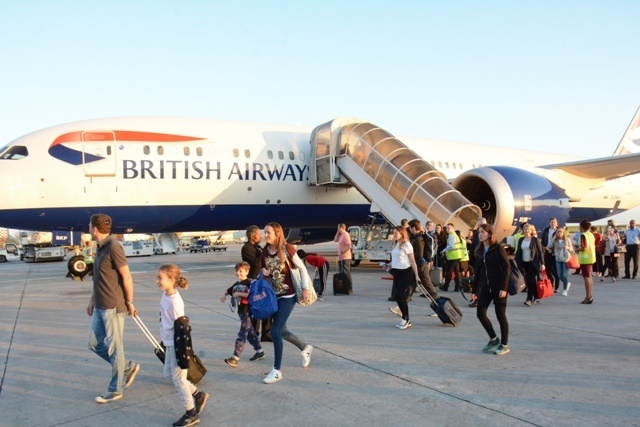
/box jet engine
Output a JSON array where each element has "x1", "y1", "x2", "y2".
[{"x1": 452, "y1": 166, "x2": 571, "y2": 240}]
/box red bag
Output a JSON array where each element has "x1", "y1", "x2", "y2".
[
  {"x1": 536, "y1": 271, "x2": 554, "y2": 299},
  {"x1": 566, "y1": 253, "x2": 580, "y2": 270}
]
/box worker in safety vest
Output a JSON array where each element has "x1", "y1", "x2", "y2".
[
  {"x1": 439, "y1": 223, "x2": 466, "y2": 292},
  {"x1": 577, "y1": 219, "x2": 596, "y2": 305}
]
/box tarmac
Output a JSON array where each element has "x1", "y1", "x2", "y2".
[{"x1": 0, "y1": 244, "x2": 639, "y2": 427}]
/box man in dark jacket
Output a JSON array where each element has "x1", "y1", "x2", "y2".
[{"x1": 242, "y1": 225, "x2": 271, "y2": 342}]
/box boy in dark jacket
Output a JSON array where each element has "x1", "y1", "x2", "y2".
[{"x1": 219, "y1": 262, "x2": 265, "y2": 367}]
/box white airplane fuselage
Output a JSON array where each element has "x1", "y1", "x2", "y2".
[{"x1": 1, "y1": 116, "x2": 638, "y2": 239}]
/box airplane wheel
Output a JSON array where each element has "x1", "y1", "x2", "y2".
[
  {"x1": 350, "y1": 260, "x2": 361, "y2": 267},
  {"x1": 68, "y1": 255, "x2": 88, "y2": 276}
]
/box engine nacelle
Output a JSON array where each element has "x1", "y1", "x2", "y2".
[{"x1": 452, "y1": 166, "x2": 571, "y2": 241}]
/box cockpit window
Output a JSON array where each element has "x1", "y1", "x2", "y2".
[{"x1": 0, "y1": 145, "x2": 29, "y2": 160}]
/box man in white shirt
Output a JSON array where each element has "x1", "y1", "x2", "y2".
[{"x1": 623, "y1": 220, "x2": 640, "y2": 279}]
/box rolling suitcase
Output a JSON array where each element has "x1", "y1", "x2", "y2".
[
  {"x1": 416, "y1": 281, "x2": 462, "y2": 327},
  {"x1": 132, "y1": 315, "x2": 207, "y2": 384},
  {"x1": 333, "y1": 272, "x2": 352, "y2": 295}
]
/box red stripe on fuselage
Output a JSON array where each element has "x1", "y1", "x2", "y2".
[{"x1": 50, "y1": 131, "x2": 205, "y2": 147}]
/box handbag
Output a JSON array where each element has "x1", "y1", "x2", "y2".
[
  {"x1": 536, "y1": 271, "x2": 554, "y2": 299},
  {"x1": 507, "y1": 259, "x2": 525, "y2": 296},
  {"x1": 566, "y1": 253, "x2": 580, "y2": 270},
  {"x1": 615, "y1": 244, "x2": 627, "y2": 253},
  {"x1": 286, "y1": 248, "x2": 317, "y2": 306}
]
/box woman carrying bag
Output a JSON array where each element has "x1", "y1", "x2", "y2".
[{"x1": 515, "y1": 223, "x2": 545, "y2": 306}]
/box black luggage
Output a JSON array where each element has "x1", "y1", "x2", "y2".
[
  {"x1": 333, "y1": 272, "x2": 352, "y2": 295},
  {"x1": 416, "y1": 281, "x2": 462, "y2": 326},
  {"x1": 133, "y1": 315, "x2": 207, "y2": 384}
]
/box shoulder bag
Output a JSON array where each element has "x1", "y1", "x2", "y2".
[{"x1": 285, "y1": 246, "x2": 317, "y2": 306}]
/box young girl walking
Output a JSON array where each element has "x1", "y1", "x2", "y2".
[{"x1": 157, "y1": 264, "x2": 210, "y2": 427}]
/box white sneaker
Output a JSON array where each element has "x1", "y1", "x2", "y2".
[
  {"x1": 567, "y1": 282, "x2": 571, "y2": 293},
  {"x1": 396, "y1": 319, "x2": 412, "y2": 330},
  {"x1": 301, "y1": 345, "x2": 313, "y2": 368},
  {"x1": 263, "y1": 368, "x2": 283, "y2": 384},
  {"x1": 561, "y1": 290, "x2": 568, "y2": 296},
  {"x1": 388, "y1": 306, "x2": 402, "y2": 317}
]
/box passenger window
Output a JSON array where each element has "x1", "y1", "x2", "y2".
[
  {"x1": 278, "y1": 151, "x2": 284, "y2": 160},
  {"x1": 245, "y1": 149, "x2": 251, "y2": 158},
  {"x1": 157, "y1": 146, "x2": 164, "y2": 155},
  {"x1": 452, "y1": 163, "x2": 457, "y2": 170},
  {"x1": 438, "y1": 161, "x2": 442, "y2": 168},
  {"x1": 143, "y1": 145, "x2": 150, "y2": 155},
  {"x1": 184, "y1": 147, "x2": 190, "y2": 156},
  {"x1": 459, "y1": 163, "x2": 463, "y2": 169},
  {"x1": 196, "y1": 147, "x2": 203, "y2": 156},
  {"x1": 445, "y1": 162, "x2": 449, "y2": 168},
  {"x1": 267, "y1": 150, "x2": 273, "y2": 159},
  {"x1": 233, "y1": 148, "x2": 239, "y2": 158},
  {"x1": 289, "y1": 151, "x2": 294, "y2": 160}
]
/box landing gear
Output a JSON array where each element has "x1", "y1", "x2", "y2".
[{"x1": 67, "y1": 255, "x2": 91, "y2": 279}]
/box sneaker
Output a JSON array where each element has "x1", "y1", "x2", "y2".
[
  {"x1": 301, "y1": 345, "x2": 313, "y2": 368},
  {"x1": 263, "y1": 368, "x2": 283, "y2": 384},
  {"x1": 388, "y1": 306, "x2": 402, "y2": 317},
  {"x1": 396, "y1": 319, "x2": 412, "y2": 330},
  {"x1": 429, "y1": 312, "x2": 439, "y2": 317},
  {"x1": 250, "y1": 351, "x2": 265, "y2": 361},
  {"x1": 95, "y1": 391, "x2": 123, "y2": 403},
  {"x1": 482, "y1": 337, "x2": 500, "y2": 353},
  {"x1": 494, "y1": 344, "x2": 510, "y2": 356},
  {"x1": 124, "y1": 362, "x2": 140, "y2": 388},
  {"x1": 318, "y1": 295, "x2": 324, "y2": 301},
  {"x1": 193, "y1": 391, "x2": 210, "y2": 415},
  {"x1": 224, "y1": 356, "x2": 238, "y2": 367},
  {"x1": 524, "y1": 300, "x2": 532, "y2": 307},
  {"x1": 173, "y1": 411, "x2": 200, "y2": 426},
  {"x1": 561, "y1": 290, "x2": 568, "y2": 296}
]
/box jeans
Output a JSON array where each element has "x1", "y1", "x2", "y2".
[
  {"x1": 164, "y1": 345, "x2": 197, "y2": 410},
  {"x1": 624, "y1": 244, "x2": 639, "y2": 277},
  {"x1": 88, "y1": 307, "x2": 133, "y2": 393},
  {"x1": 555, "y1": 260, "x2": 569, "y2": 291},
  {"x1": 271, "y1": 296, "x2": 305, "y2": 370}
]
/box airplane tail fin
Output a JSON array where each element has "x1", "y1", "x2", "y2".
[{"x1": 613, "y1": 105, "x2": 640, "y2": 155}]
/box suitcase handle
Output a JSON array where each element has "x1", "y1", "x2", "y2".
[{"x1": 132, "y1": 315, "x2": 164, "y2": 354}]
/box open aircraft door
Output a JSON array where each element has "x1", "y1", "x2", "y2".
[{"x1": 82, "y1": 131, "x2": 116, "y2": 177}]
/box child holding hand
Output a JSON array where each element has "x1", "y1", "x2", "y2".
[{"x1": 220, "y1": 261, "x2": 265, "y2": 367}]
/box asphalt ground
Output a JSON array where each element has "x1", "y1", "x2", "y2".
[{"x1": 0, "y1": 244, "x2": 639, "y2": 427}]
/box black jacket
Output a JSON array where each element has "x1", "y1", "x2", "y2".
[
  {"x1": 515, "y1": 236, "x2": 545, "y2": 272},
  {"x1": 173, "y1": 316, "x2": 194, "y2": 369},
  {"x1": 473, "y1": 243, "x2": 510, "y2": 294},
  {"x1": 241, "y1": 242, "x2": 263, "y2": 279}
]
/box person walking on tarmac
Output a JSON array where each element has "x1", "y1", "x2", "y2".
[{"x1": 439, "y1": 223, "x2": 466, "y2": 292}]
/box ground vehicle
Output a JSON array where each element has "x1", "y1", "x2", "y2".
[
  {"x1": 189, "y1": 240, "x2": 211, "y2": 253},
  {"x1": 348, "y1": 222, "x2": 394, "y2": 267},
  {"x1": 0, "y1": 243, "x2": 21, "y2": 262},
  {"x1": 23, "y1": 244, "x2": 65, "y2": 262}
]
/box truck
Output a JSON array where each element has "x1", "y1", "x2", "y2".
[
  {"x1": 23, "y1": 244, "x2": 66, "y2": 263},
  {"x1": 0, "y1": 243, "x2": 21, "y2": 262},
  {"x1": 348, "y1": 222, "x2": 395, "y2": 267}
]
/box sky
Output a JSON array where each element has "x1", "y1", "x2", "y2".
[{"x1": 1, "y1": 1, "x2": 639, "y2": 158}]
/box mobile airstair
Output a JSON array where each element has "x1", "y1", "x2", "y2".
[{"x1": 308, "y1": 118, "x2": 481, "y2": 231}]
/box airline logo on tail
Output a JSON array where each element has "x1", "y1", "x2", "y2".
[{"x1": 47, "y1": 131, "x2": 204, "y2": 165}]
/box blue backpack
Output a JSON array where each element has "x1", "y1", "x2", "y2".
[{"x1": 248, "y1": 272, "x2": 278, "y2": 320}]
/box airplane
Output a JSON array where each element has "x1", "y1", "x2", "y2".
[{"x1": 1, "y1": 106, "x2": 639, "y2": 244}]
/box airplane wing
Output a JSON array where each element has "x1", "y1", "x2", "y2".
[{"x1": 540, "y1": 152, "x2": 640, "y2": 180}]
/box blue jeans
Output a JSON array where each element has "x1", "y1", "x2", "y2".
[
  {"x1": 555, "y1": 261, "x2": 569, "y2": 291},
  {"x1": 88, "y1": 308, "x2": 133, "y2": 393},
  {"x1": 271, "y1": 296, "x2": 305, "y2": 370}
]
